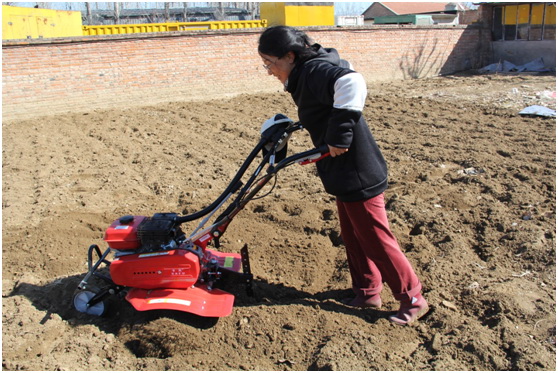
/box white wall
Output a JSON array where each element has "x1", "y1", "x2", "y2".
[{"x1": 490, "y1": 40, "x2": 556, "y2": 70}]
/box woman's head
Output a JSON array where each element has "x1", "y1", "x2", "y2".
[
  {"x1": 258, "y1": 26, "x2": 316, "y2": 60},
  {"x1": 258, "y1": 26, "x2": 318, "y2": 85}
]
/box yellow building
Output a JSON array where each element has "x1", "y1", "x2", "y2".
[
  {"x1": 260, "y1": 2, "x2": 334, "y2": 27},
  {"x1": 2, "y1": 5, "x2": 83, "y2": 40}
]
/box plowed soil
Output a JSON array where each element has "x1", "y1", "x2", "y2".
[{"x1": 2, "y1": 72, "x2": 556, "y2": 371}]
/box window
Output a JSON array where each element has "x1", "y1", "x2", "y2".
[
  {"x1": 530, "y1": 3, "x2": 545, "y2": 40},
  {"x1": 493, "y1": 6, "x2": 504, "y2": 40},
  {"x1": 517, "y1": 4, "x2": 530, "y2": 40},
  {"x1": 543, "y1": 3, "x2": 556, "y2": 39},
  {"x1": 492, "y1": 3, "x2": 556, "y2": 41},
  {"x1": 504, "y1": 5, "x2": 518, "y2": 40}
]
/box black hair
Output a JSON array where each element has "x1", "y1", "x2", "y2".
[{"x1": 258, "y1": 26, "x2": 318, "y2": 62}]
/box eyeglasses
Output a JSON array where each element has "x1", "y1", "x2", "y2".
[{"x1": 262, "y1": 58, "x2": 279, "y2": 71}]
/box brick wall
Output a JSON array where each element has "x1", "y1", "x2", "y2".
[{"x1": 2, "y1": 25, "x2": 488, "y2": 121}]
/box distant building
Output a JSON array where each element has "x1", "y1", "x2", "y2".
[
  {"x1": 336, "y1": 15, "x2": 364, "y2": 26},
  {"x1": 260, "y1": 2, "x2": 334, "y2": 27},
  {"x1": 362, "y1": 2, "x2": 470, "y2": 25},
  {"x1": 478, "y1": 2, "x2": 555, "y2": 70},
  {"x1": 81, "y1": 6, "x2": 252, "y2": 25}
]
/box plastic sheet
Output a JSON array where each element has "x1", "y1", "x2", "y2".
[
  {"x1": 478, "y1": 58, "x2": 551, "y2": 73},
  {"x1": 519, "y1": 105, "x2": 556, "y2": 117}
]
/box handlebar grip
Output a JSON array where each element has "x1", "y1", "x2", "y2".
[{"x1": 298, "y1": 145, "x2": 331, "y2": 165}]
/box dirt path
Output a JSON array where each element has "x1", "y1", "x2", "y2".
[{"x1": 2, "y1": 72, "x2": 556, "y2": 371}]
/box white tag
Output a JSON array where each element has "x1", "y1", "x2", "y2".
[{"x1": 148, "y1": 298, "x2": 191, "y2": 306}]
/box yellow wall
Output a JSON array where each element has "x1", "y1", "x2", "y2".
[
  {"x1": 260, "y1": 2, "x2": 334, "y2": 27},
  {"x1": 2, "y1": 5, "x2": 83, "y2": 40}
]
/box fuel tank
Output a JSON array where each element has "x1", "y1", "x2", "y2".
[{"x1": 103, "y1": 215, "x2": 147, "y2": 250}]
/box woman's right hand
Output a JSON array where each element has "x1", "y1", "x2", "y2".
[{"x1": 328, "y1": 145, "x2": 348, "y2": 157}]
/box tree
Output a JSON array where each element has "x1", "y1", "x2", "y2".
[
  {"x1": 85, "y1": 2, "x2": 92, "y2": 25},
  {"x1": 164, "y1": 2, "x2": 170, "y2": 22},
  {"x1": 114, "y1": 2, "x2": 120, "y2": 23}
]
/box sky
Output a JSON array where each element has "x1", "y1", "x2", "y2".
[{"x1": 334, "y1": 2, "x2": 373, "y2": 16}]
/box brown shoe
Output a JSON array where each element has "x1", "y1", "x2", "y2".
[
  {"x1": 388, "y1": 295, "x2": 429, "y2": 325},
  {"x1": 342, "y1": 294, "x2": 382, "y2": 309}
]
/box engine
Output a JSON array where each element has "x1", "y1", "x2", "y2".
[
  {"x1": 104, "y1": 213, "x2": 184, "y2": 252},
  {"x1": 104, "y1": 213, "x2": 201, "y2": 289}
]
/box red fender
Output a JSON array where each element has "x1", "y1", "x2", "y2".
[{"x1": 126, "y1": 285, "x2": 235, "y2": 317}]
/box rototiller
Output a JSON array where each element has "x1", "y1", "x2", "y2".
[{"x1": 73, "y1": 115, "x2": 329, "y2": 318}]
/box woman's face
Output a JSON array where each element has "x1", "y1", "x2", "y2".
[{"x1": 259, "y1": 51, "x2": 295, "y2": 85}]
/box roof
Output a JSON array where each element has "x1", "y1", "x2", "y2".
[
  {"x1": 381, "y1": 2, "x2": 450, "y2": 15},
  {"x1": 363, "y1": 2, "x2": 467, "y2": 18}
]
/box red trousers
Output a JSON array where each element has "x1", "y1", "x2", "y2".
[{"x1": 336, "y1": 193, "x2": 422, "y2": 302}]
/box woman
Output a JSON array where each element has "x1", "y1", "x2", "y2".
[{"x1": 258, "y1": 26, "x2": 428, "y2": 326}]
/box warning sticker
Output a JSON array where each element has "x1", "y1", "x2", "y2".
[{"x1": 223, "y1": 256, "x2": 234, "y2": 268}]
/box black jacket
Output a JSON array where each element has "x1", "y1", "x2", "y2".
[{"x1": 286, "y1": 45, "x2": 388, "y2": 202}]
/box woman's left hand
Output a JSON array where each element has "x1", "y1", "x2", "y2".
[{"x1": 328, "y1": 145, "x2": 349, "y2": 157}]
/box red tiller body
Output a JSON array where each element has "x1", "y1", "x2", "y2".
[{"x1": 109, "y1": 249, "x2": 200, "y2": 289}]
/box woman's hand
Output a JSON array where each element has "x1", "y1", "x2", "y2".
[{"x1": 328, "y1": 145, "x2": 349, "y2": 157}]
